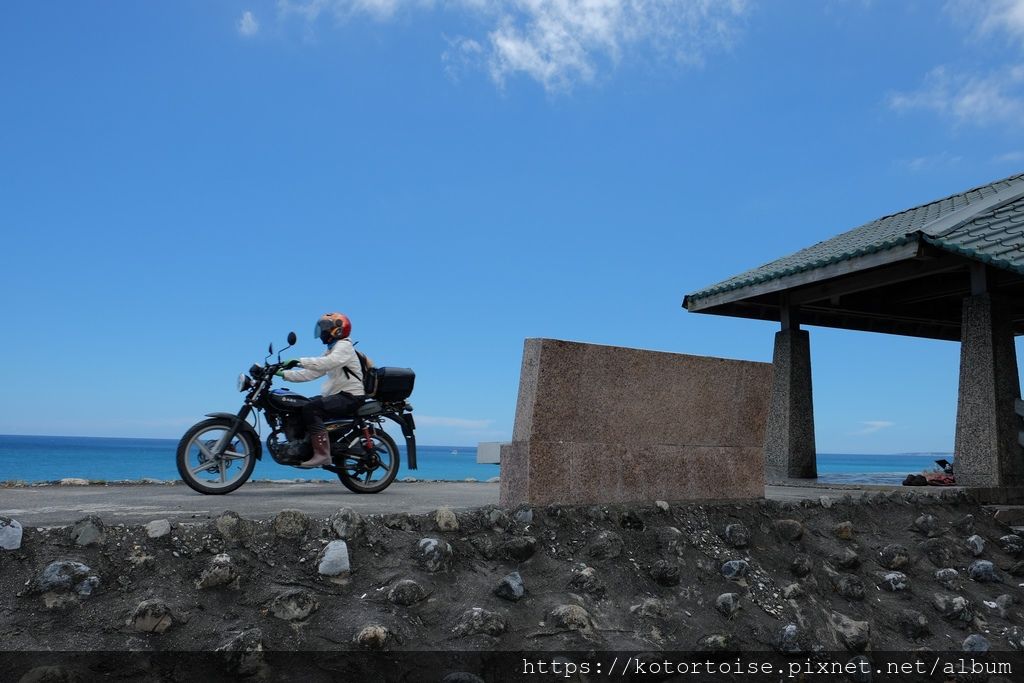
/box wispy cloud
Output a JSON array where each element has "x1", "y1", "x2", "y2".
[
  {"x1": 946, "y1": 0, "x2": 1024, "y2": 44},
  {"x1": 894, "y1": 151, "x2": 963, "y2": 172},
  {"x1": 275, "y1": 0, "x2": 750, "y2": 92},
  {"x1": 239, "y1": 10, "x2": 260, "y2": 37},
  {"x1": 994, "y1": 149, "x2": 1024, "y2": 163},
  {"x1": 850, "y1": 420, "x2": 895, "y2": 436},
  {"x1": 416, "y1": 415, "x2": 495, "y2": 430},
  {"x1": 887, "y1": 65, "x2": 1024, "y2": 127}
]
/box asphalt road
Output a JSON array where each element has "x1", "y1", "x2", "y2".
[{"x1": 0, "y1": 480, "x2": 950, "y2": 527}]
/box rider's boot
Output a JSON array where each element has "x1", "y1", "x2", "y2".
[{"x1": 299, "y1": 431, "x2": 332, "y2": 468}]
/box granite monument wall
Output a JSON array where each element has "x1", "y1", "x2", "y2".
[{"x1": 500, "y1": 339, "x2": 773, "y2": 506}]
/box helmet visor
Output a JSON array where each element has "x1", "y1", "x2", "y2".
[{"x1": 315, "y1": 319, "x2": 336, "y2": 342}]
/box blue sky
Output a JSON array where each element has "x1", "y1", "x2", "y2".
[{"x1": 3, "y1": 1, "x2": 1024, "y2": 452}]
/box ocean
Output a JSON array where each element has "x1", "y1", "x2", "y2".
[{"x1": 0, "y1": 435, "x2": 950, "y2": 485}]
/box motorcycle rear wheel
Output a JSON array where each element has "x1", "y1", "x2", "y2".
[
  {"x1": 336, "y1": 430, "x2": 400, "y2": 494},
  {"x1": 177, "y1": 418, "x2": 257, "y2": 495}
]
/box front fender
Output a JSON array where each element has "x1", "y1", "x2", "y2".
[{"x1": 205, "y1": 412, "x2": 263, "y2": 460}]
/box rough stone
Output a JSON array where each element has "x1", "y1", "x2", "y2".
[
  {"x1": 37, "y1": 560, "x2": 100, "y2": 599},
  {"x1": 0, "y1": 516, "x2": 23, "y2": 550},
  {"x1": 791, "y1": 554, "x2": 812, "y2": 577},
  {"x1": 317, "y1": 540, "x2": 350, "y2": 579},
  {"x1": 485, "y1": 508, "x2": 509, "y2": 529},
  {"x1": 494, "y1": 572, "x2": 525, "y2": 601},
  {"x1": 996, "y1": 593, "x2": 1015, "y2": 619},
  {"x1": 654, "y1": 526, "x2": 684, "y2": 555},
  {"x1": 834, "y1": 521, "x2": 855, "y2": 540},
  {"x1": 698, "y1": 634, "x2": 731, "y2": 651},
  {"x1": 383, "y1": 513, "x2": 417, "y2": 531},
  {"x1": 715, "y1": 592, "x2": 741, "y2": 618},
  {"x1": 588, "y1": 530, "x2": 624, "y2": 560},
  {"x1": 70, "y1": 516, "x2": 104, "y2": 547},
  {"x1": 898, "y1": 610, "x2": 930, "y2": 639},
  {"x1": 631, "y1": 597, "x2": 667, "y2": 618},
  {"x1": 724, "y1": 523, "x2": 750, "y2": 548},
  {"x1": 829, "y1": 611, "x2": 870, "y2": 652},
  {"x1": 765, "y1": 329, "x2": 816, "y2": 480},
  {"x1": 968, "y1": 559, "x2": 997, "y2": 583},
  {"x1": 270, "y1": 589, "x2": 318, "y2": 621},
  {"x1": 417, "y1": 537, "x2": 453, "y2": 572},
  {"x1": 548, "y1": 604, "x2": 591, "y2": 631},
  {"x1": 933, "y1": 594, "x2": 974, "y2": 623},
  {"x1": 272, "y1": 509, "x2": 309, "y2": 538},
  {"x1": 654, "y1": 500, "x2": 670, "y2": 512},
  {"x1": 832, "y1": 547, "x2": 860, "y2": 569},
  {"x1": 922, "y1": 538, "x2": 954, "y2": 568},
  {"x1": 963, "y1": 634, "x2": 990, "y2": 652},
  {"x1": 434, "y1": 507, "x2": 459, "y2": 531},
  {"x1": 513, "y1": 508, "x2": 533, "y2": 525},
  {"x1": 775, "y1": 623, "x2": 803, "y2": 654},
  {"x1": 879, "y1": 572, "x2": 909, "y2": 592},
  {"x1": 144, "y1": 519, "x2": 171, "y2": 539},
  {"x1": 999, "y1": 534, "x2": 1023, "y2": 556},
  {"x1": 831, "y1": 574, "x2": 865, "y2": 601},
  {"x1": 965, "y1": 534, "x2": 985, "y2": 557},
  {"x1": 196, "y1": 554, "x2": 238, "y2": 589},
  {"x1": 387, "y1": 579, "x2": 427, "y2": 606},
  {"x1": 617, "y1": 509, "x2": 645, "y2": 530},
  {"x1": 453, "y1": 607, "x2": 507, "y2": 637},
  {"x1": 568, "y1": 566, "x2": 605, "y2": 597},
  {"x1": 935, "y1": 568, "x2": 960, "y2": 589},
  {"x1": 649, "y1": 560, "x2": 681, "y2": 587},
  {"x1": 501, "y1": 536, "x2": 537, "y2": 562},
  {"x1": 354, "y1": 625, "x2": 392, "y2": 649},
  {"x1": 330, "y1": 507, "x2": 364, "y2": 540},
  {"x1": 774, "y1": 519, "x2": 804, "y2": 541},
  {"x1": 129, "y1": 599, "x2": 174, "y2": 633},
  {"x1": 878, "y1": 544, "x2": 910, "y2": 570},
  {"x1": 819, "y1": 496, "x2": 834, "y2": 509},
  {"x1": 215, "y1": 511, "x2": 253, "y2": 543},
  {"x1": 721, "y1": 559, "x2": 750, "y2": 580},
  {"x1": 782, "y1": 583, "x2": 804, "y2": 599},
  {"x1": 913, "y1": 514, "x2": 940, "y2": 537}
]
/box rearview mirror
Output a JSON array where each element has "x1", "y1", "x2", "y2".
[{"x1": 287, "y1": 331, "x2": 297, "y2": 345}]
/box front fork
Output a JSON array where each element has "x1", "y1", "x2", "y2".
[{"x1": 214, "y1": 404, "x2": 253, "y2": 455}]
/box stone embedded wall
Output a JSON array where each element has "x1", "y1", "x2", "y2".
[{"x1": 499, "y1": 339, "x2": 773, "y2": 506}]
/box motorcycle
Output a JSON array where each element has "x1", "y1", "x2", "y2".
[{"x1": 176, "y1": 332, "x2": 417, "y2": 495}]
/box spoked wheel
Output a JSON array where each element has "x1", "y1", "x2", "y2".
[
  {"x1": 176, "y1": 418, "x2": 257, "y2": 495},
  {"x1": 336, "y1": 429, "x2": 400, "y2": 494}
]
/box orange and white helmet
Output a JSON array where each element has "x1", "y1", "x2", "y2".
[{"x1": 314, "y1": 312, "x2": 351, "y2": 344}]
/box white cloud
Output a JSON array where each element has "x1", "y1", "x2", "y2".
[
  {"x1": 946, "y1": 0, "x2": 1024, "y2": 44},
  {"x1": 895, "y1": 151, "x2": 963, "y2": 172},
  {"x1": 416, "y1": 414, "x2": 495, "y2": 429},
  {"x1": 887, "y1": 65, "x2": 1024, "y2": 127},
  {"x1": 850, "y1": 420, "x2": 895, "y2": 436},
  {"x1": 239, "y1": 10, "x2": 260, "y2": 36},
  {"x1": 276, "y1": 0, "x2": 749, "y2": 91},
  {"x1": 995, "y1": 149, "x2": 1024, "y2": 162}
]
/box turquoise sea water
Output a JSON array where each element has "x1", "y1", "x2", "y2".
[{"x1": 0, "y1": 435, "x2": 951, "y2": 485}]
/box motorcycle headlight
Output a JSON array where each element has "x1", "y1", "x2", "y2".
[{"x1": 237, "y1": 373, "x2": 252, "y2": 392}]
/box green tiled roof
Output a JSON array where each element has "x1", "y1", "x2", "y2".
[{"x1": 686, "y1": 173, "x2": 1024, "y2": 303}]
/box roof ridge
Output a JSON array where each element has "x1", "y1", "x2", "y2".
[{"x1": 867, "y1": 171, "x2": 1024, "y2": 227}]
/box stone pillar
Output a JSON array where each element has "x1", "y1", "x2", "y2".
[
  {"x1": 953, "y1": 293, "x2": 1023, "y2": 488},
  {"x1": 764, "y1": 329, "x2": 817, "y2": 481}
]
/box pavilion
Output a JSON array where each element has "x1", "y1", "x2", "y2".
[{"x1": 684, "y1": 173, "x2": 1024, "y2": 499}]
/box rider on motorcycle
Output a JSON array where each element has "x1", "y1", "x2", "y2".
[{"x1": 276, "y1": 312, "x2": 365, "y2": 468}]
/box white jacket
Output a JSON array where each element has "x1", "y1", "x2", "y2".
[{"x1": 280, "y1": 339, "x2": 366, "y2": 397}]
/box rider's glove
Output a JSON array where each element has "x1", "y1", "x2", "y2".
[
  {"x1": 274, "y1": 369, "x2": 287, "y2": 378},
  {"x1": 283, "y1": 359, "x2": 301, "y2": 369}
]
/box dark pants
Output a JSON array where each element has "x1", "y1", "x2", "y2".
[{"x1": 302, "y1": 392, "x2": 359, "y2": 434}]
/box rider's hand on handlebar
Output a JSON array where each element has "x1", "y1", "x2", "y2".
[{"x1": 282, "y1": 359, "x2": 301, "y2": 369}]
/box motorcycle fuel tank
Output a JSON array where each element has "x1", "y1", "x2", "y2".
[{"x1": 267, "y1": 388, "x2": 311, "y2": 411}]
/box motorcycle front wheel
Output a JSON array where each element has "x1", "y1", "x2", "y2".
[
  {"x1": 176, "y1": 418, "x2": 257, "y2": 495},
  {"x1": 336, "y1": 430, "x2": 400, "y2": 494}
]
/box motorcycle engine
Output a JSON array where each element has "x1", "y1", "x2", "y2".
[{"x1": 267, "y1": 429, "x2": 310, "y2": 465}]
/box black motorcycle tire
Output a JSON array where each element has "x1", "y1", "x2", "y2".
[
  {"x1": 176, "y1": 418, "x2": 257, "y2": 495},
  {"x1": 337, "y1": 430, "x2": 400, "y2": 494}
]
